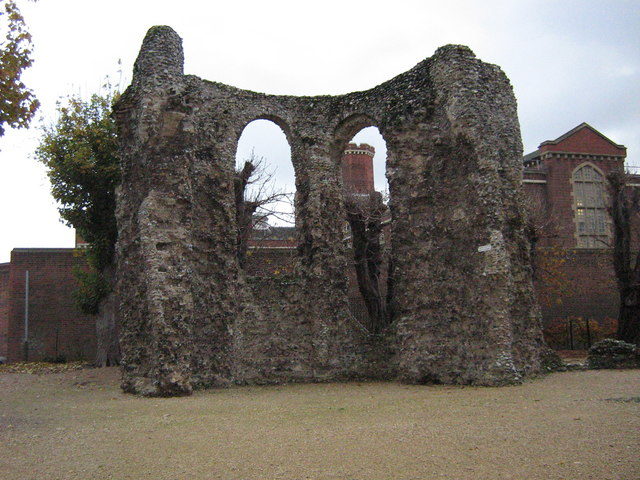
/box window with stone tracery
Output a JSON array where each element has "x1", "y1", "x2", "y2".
[{"x1": 572, "y1": 164, "x2": 609, "y2": 248}]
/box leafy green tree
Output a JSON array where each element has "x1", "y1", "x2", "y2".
[
  {"x1": 0, "y1": 0, "x2": 39, "y2": 136},
  {"x1": 36, "y1": 89, "x2": 120, "y2": 365}
]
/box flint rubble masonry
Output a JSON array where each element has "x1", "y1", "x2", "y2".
[{"x1": 113, "y1": 25, "x2": 547, "y2": 396}]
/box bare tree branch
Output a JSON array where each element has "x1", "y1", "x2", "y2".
[{"x1": 234, "y1": 151, "x2": 294, "y2": 266}]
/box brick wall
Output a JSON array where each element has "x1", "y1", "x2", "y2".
[
  {"x1": 244, "y1": 248, "x2": 297, "y2": 277},
  {"x1": 0, "y1": 263, "x2": 9, "y2": 359},
  {"x1": 5, "y1": 249, "x2": 96, "y2": 362},
  {"x1": 0, "y1": 245, "x2": 371, "y2": 364},
  {"x1": 534, "y1": 248, "x2": 618, "y2": 324}
]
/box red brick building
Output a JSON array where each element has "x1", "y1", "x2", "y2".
[{"x1": 522, "y1": 123, "x2": 630, "y2": 329}]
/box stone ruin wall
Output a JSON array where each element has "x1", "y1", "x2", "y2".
[{"x1": 113, "y1": 26, "x2": 547, "y2": 396}]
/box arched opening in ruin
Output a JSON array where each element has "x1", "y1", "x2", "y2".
[
  {"x1": 350, "y1": 127, "x2": 389, "y2": 195},
  {"x1": 234, "y1": 118, "x2": 296, "y2": 273},
  {"x1": 333, "y1": 117, "x2": 392, "y2": 334}
]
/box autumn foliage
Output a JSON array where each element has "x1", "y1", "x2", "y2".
[{"x1": 0, "y1": 0, "x2": 39, "y2": 136}]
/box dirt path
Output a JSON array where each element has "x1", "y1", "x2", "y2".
[{"x1": 0, "y1": 368, "x2": 638, "y2": 480}]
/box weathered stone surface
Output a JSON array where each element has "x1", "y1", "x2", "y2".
[
  {"x1": 539, "y1": 348, "x2": 567, "y2": 372},
  {"x1": 113, "y1": 26, "x2": 547, "y2": 396},
  {"x1": 588, "y1": 339, "x2": 639, "y2": 370}
]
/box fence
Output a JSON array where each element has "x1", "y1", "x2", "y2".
[{"x1": 543, "y1": 317, "x2": 617, "y2": 350}]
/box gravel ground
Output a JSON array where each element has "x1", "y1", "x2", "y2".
[{"x1": 0, "y1": 367, "x2": 638, "y2": 480}]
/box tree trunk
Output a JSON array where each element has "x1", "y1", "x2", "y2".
[
  {"x1": 617, "y1": 254, "x2": 640, "y2": 345},
  {"x1": 618, "y1": 287, "x2": 640, "y2": 345},
  {"x1": 609, "y1": 170, "x2": 640, "y2": 346},
  {"x1": 236, "y1": 202, "x2": 258, "y2": 268},
  {"x1": 234, "y1": 161, "x2": 258, "y2": 267},
  {"x1": 385, "y1": 257, "x2": 395, "y2": 325},
  {"x1": 94, "y1": 267, "x2": 120, "y2": 366},
  {"x1": 346, "y1": 193, "x2": 388, "y2": 334}
]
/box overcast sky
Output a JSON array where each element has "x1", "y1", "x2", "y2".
[{"x1": 1, "y1": 0, "x2": 638, "y2": 262}]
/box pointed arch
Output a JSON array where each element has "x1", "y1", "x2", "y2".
[
  {"x1": 571, "y1": 161, "x2": 606, "y2": 179},
  {"x1": 571, "y1": 162, "x2": 609, "y2": 248}
]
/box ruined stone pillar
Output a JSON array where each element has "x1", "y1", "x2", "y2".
[
  {"x1": 290, "y1": 132, "x2": 360, "y2": 376},
  {"x1": 389, "y1": 45, "x2": 545, "y2": 385},
  {"x1": 114, "y1": 27, "x2": 238, "y2": 395}
]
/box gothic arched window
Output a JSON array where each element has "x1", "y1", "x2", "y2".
[{"x1": 572, "y1": 164, "x2": 608, "y2": 248}]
